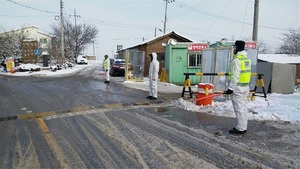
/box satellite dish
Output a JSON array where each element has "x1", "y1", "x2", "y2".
[
  {"x1": 220, "y1": 38, "x2": 228, "y2": 44},
  {"x1": 168, "y1": 38, "x2": 177, "y2": 45}
]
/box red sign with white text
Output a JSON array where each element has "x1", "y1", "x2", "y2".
[
  {"x1": 245, "y1": 42, "x2": 256, "y2": 49},
  {"x1": 188, "y1": 43, "x2": 208, "y2": 51}
]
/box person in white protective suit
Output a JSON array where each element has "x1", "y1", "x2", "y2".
[
  {"x1": 225, "y1": 40, "x2": 252, "y2": 134},
  {"x1": 146, "y1": 52, "x2": 159, "y2": 100}
]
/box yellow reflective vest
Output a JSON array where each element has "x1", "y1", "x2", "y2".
[
  {"x1": 103, "y1": 58, "x2": 110, "y2": 70},
  {"x1": 228, "y1": 55, "x2": 252, "y2": 86}
]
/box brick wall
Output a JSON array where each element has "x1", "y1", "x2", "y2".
[
  {"x1": 21, "y1": 41, "x2": 38, "y2": 64},
  {"x1": 143, "y1": 36, "x2": 188, "y2": 77}
]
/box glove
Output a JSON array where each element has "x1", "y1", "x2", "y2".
[{"x1": 225, "y1": 89, "x2": 233, "y2": 94}]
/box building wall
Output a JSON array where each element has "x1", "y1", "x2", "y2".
[
  {"x1": 3, "y1": 26, "x2": 52, "y2": 63},
  {"x1": 21, "y1": 41, "x2": 38, "y2": 64},
  {"x1": 143, "y1": 35, "x2": 188, "y2": 77}
]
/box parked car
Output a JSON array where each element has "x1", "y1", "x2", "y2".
[
  {"x1": 109, "y1": 59, "x2": 126, "y2": 76},
  {"x1": 110, "y1": 58, "x2": 114, "y2": 65},
  {"x1": 76, "y1": 55, "x2": 88, "y2": 64}
]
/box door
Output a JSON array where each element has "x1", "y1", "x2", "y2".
[{"x1": 170, "y1": 48, "x2": 187, "y2": 85}]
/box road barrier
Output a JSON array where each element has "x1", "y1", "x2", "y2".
[{"x1": 181, "y1": 72, "x2": 267, "y2": 101}]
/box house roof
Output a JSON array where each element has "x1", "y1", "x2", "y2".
[
  {"x1": 120, "y1": 31, "x2": 195, "y2": 51},
  {"x1": 0, "y1": 25, "x2": 52, "y2": 38},
  {"x1": 258, "y1": 54, "x2": 300, "y2": 64},
  {"x1": 0, "y1": 25, "x2": 38, "y2": 34}
]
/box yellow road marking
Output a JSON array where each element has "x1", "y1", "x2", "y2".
[
  {"x1": 103, "y1": 103, "x2": 123, "y2": 109},
  {"x1": 71, "y1": 106, "x2": 91, "y2": 112},
  {"x1": 18, "y1": 112, "x2": 56, "y2": 119},
  {"x1": 36, "y1": 118, "x2": 71, "y2": 169}
]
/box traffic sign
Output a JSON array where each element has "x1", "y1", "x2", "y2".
[{"x1": 34, "y1": 49, "x2": 41, "y2": 55}]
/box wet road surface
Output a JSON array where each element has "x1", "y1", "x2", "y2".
[{"x1": 0, "y1": 64, "x2": 299, "y2": 168}]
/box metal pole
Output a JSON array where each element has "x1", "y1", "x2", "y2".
[
  {"x1": 93, "y1": 41, "x2": 95, "y2": 56},
  {"x1": 60, "y1": 0, "x2": 64, "y2": 63},
  {"x1": 74, "y1": 8, "x2": 77, "y2": 59},
  {"x1": 71, "y1": 8, "x2": 80, "y2": 59},
  {"x1": 163, "y1": 0, "x2": 168, "y2": 34},
  {"x1": 252, "y1": 0, "x2": 259, "y2": 42}
]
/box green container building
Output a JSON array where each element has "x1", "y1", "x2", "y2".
[{"x1": 165, "y1": 42, "x2": 208, "y2": 85}]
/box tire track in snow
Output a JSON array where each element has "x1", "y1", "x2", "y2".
[
  {"x1": 105, "y1": 109, "x2": 293, "y2": 168},
  {"x1": 137, "y1": 108, "x2": 295, "y2": 168},
  {"x1": 103, "y1": 112, "x2": 217, "y2": 169},
  {"x1": 45, "y1": 107, "x2": 297, "y2": 168}
]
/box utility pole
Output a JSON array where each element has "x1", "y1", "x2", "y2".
[
  {"x1": 72, "y1": 9, "x2": 81, "y2": 27},
  {"x1": 70, "y1": 8, "x2": 80, "y2": 59},
  {"x1": 92, "y1": 41, "x2": 95, "y2": 57},
  {"x1": 252, "y1": 0, "x2": 259, "y2": 42},
  {"x1": 163, "y1": 0, "x2": 168, "y2": 34},
  {"x1": 60, "y1": 0, "x2": 64, "y2": 63},
  {"x1": 163, "y1": 0, "x2": 174, "y2": 34}
]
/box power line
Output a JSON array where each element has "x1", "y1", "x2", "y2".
[
  {"x1": 6, "y1": 0, "x2": 58, "y2": 15},
  {"x1": 5, "y1": 0, "x2": 290, "y2": 32},
  {"x1": 240, "y1": 0, "x2": 250, "y2": 38},
  {"x1": 0, "y1": 14, "x2": 54, "y2": 18},
  {"x1": 168, "y1": 0, "x2": 208, "y2": 19},
  {"x1": 165, "y1": 0, "x2": 290, "y2": 31},
  {"x1": 203, "y1": 0, "x2": 233, "y2": 37},
  {"x1": 5, "y1": 0, "x2": 153, "y2": 32}
]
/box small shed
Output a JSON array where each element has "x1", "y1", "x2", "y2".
[
  {"x1": 257, "y1": 54, "x2": 300, "y2": 94},
  {"x1": 117, "y1": 31, "x2": 193, "y2": 77}
]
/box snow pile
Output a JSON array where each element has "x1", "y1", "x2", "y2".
[
  {"x1": 175, "y1": 91, "x2": 300, "y2": 124},
  {"x1": 17, "y1": 63, "x2": 41, "y2": 71}
]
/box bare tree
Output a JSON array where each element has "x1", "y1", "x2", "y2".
[
  {"x1": 0, "y1": 27, "x2": 28, "y2": 60},
  {"x1": 277, "y1": 29, "x2": 300, "y2": 55},
  {"x1": 257, "y1": 40, "x2": 271, "y2": 54},
  {"x1": 243, "y1": 37, "x2": 270, "y2": 54},
  {"x1": 50, "y1": 19, "x2": 98, "y2": 62}
]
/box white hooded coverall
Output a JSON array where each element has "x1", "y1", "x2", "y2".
[
  {"x1": 228, "y1": 51, "x2": 250, "y2": 131},
  {"x1": 148, "y1": 52, "x2": 159, "y2": 98}
]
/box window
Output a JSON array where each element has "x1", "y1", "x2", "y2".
[
  {"x1": 40, "y1": 38, "x2": 47, "y2": 44},
  {"x1": 188, "y1": 53, "x2": 202, "y2": 68}
]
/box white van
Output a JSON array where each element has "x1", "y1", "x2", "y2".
[{"x1": 76, "y1": 55, "x2": 88, "y2": 64}]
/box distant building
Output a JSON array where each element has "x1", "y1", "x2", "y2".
[
  {"x1": 258, "y1": 54, "x2": 300, "y2": 94},
  {"x1": 0, "y1": 25, "x2": 52, "y2": 64}
]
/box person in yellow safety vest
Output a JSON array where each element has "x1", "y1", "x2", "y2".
[
  {"x1": 103, "y1": 55, "x2": 110, "y2": 83},
  {"x1": 225, "y1": 40, "x2": 252, "y2": 134}
]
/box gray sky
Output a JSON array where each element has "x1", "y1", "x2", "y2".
[{"x1": 0, "y1": 0, "x2": 299, "y2": 58}]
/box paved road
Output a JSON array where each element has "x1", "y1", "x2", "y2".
[{"x1": 0, "y1": 64, "x2": 299, "y2": 168}]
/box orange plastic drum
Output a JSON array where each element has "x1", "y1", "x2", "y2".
[
  {"x1": 196, "y1": 83, "x2": 214, "y2": 106},
  {"x1": 10, "y1": 69, "x2": 15, "y2": 74}
]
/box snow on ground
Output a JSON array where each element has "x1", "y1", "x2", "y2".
[
  {"x1": 1, "y1": 60, "x2": 299, "y2": 124},
  {"x1": 124, "y1": 79, "x2": 300, "y2": 124},
  {"x1": 1, "y1": 62, "x2": 93, "y2": 77}
]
